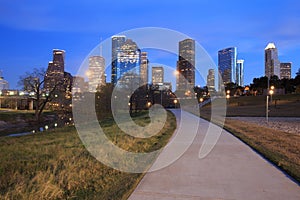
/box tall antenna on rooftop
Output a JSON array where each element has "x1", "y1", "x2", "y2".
[{"x1": 100, "y1": 37, "x2": 103, "y2": 56}]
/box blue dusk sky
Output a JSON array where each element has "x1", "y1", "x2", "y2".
[{"x1": 0, "y1": 0, "x2": 300, "y2": 89}]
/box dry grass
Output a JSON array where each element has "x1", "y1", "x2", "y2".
[
  {"x1": 224, "y1": 118, "x2": 300, "y2": 182},
  {"x1": 0, "y1": 111, "x2": 176, "y2": 199},
  {"x1": 188, "y1": 94, "x2": 300, "y2": 183}
]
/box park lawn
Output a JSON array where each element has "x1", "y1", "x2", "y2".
[
  {"x1": 0, "y1": 111, "x2": 176, "y2": 199},
  {"x1": 192, "y1": 94, "x2": 300, "y2": 183}
]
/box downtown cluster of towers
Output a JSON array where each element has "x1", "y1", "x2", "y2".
[
  {"x1": 26, "y1": 40, "x2": 294, "y2": 97},
  {"x1": 85, "y1": 36, "x2": 196, "y2": 94},
  {"x1": 0, "y1": 35, "x2": 293, "y2": 95},
  {"x1": 215, "y1": 43, "x2": 291, "y2": 91},
  {"x1": 82, "y1": 37, "x2": 293, "y2": 94}
]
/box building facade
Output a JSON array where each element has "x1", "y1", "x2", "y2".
[
  {"x1": 280, "y1": 62, "x2": 292, "y2": 79},
  {"x1": 176, "y1": 39, "x2": 195, "y2": 91},
  {"x1": 265, "y1": 43, "x2": 280, "y2": 78},
  {"x1": 236, "y1": 59, "x2": 244, "y2": 86},
  {"x1": 72, "y1": 76, "x2": 85, "y2": 93},
  {"x1": 218, "y1": 47, "x2": 237, "y2": 86},
  {"x1": 152, "y1": 66, "x2": 164, "y2": 85},
  {"x1": 111, "y1": 35, "x2": 126, "y2": 85},
  {"x1": 140, "y1": 52, "x2": 149, "y2": 86},
  {"x1": 44, "y1": 49, "x2": 65, "y2": 92},
  {"x1": 111, "y1": 36, "x2": 141, "y2": 86},
  {"x1": 206, "y1": 69, "x2": 215, "y2": 91},
  {"x1": 88, "y1": 56, "x2": 106, "y2": 92}
]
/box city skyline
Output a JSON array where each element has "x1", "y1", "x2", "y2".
[{"x1": 0, "y1": 1, "x2": 300, "y2": 88}]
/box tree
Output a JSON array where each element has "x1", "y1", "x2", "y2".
[
  {"x1": 296, "y1": 68, "x2": 300, "y2": 77},
  {"x1": 19, "y1": 68, "x2": 61, "y2": 123},
  {"x1": 95, "y1": 83, "x2": 114, "y2": 120},
  {"x1": 250, "y1": 76, "x2": 268, "y2": 94}
]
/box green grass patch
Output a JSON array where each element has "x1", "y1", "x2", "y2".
[{"x1": 0, "y1": 111, "x2": 176, "y2": 199}]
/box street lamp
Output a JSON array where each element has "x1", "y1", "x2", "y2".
[
  {"x1": 266, "y1": 86, "x2": 274, "y2": 123},
  {"x1": 147, "y1": 101, "x2": 152, "y2": 108},
  {"x1": 269, "y1": 86, "x2": 274, "y2": 103},
  {"x1": 269, "y1": 89, "x2": 274, "y2": 102},
  {"x1": 173, "y1": 99, "x2": 178, "y2": 108}
]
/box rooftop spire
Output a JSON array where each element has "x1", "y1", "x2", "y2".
[{"x1": 265, "y1": 43, "x2": 276, "y2": 50}]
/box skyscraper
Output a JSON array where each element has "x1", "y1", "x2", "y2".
[
  {"x1": 236, "y1": 59, "x2": 244, "y2": 86},
  {"x1": 44, "y1": 49, "x2": 65, "y2": 92},
  {"x1": 115, "y1": 38, "x2": 141, "y2": 86},
  {"x1": 72, "y1": 76, "x2": 85, "y2": 93},
  {"x1": 140, "y1": 52, "x2": 149, "y2": 86},
  {"x1": 152, "y1": 66, "x2": 164, "y2": 85},
  {"x1": 88, "y1": 56, "x2": 106, "y2": 92},
  {"x1": 280, "y1": 62, "x2": 292, "y2": 79},
  {"x1": 206, "y1": 69, "x2": 215, "y2": 91},
  {"x1": 111, "y1": 35, "x2": 126, "y2": 85},
  {"x1": 176, "y1": 39, "x2": 195, "y2": 91},
  {"x1": 218, "y1": 47, "x2": 237, "y2": 86},
  {"x1": 265, "y1": 43, "x2": 280, "y2": 78}
]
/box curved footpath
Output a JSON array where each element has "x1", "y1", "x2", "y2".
[{"x1": 129, "y1": 109, "x2": 300, "y2": 200}]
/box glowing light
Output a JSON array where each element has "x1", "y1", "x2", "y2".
[
  {"x1": 265, "y1": 43, "x2": 276, "y2": 50},
  {"x1": 173, "y1": 70, "x2": 179, "y2": 76}
]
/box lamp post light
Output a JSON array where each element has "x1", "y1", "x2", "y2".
[
  {"x1": 270, "y1": 86, "x2": 274, "y2": 103},
  {"x1": 173, "y1": 99, "x2": 178, "y2": 109},
  {"x1": 269, "y1": 89, "x2": 274, "y2": 103},
  {"x1": 266, "y1": 86, "x2": 274, "y2": 123}
]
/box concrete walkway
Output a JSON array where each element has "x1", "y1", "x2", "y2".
[{"x1": 129, "y1": 110, "x2": 300, "y2": 200}]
